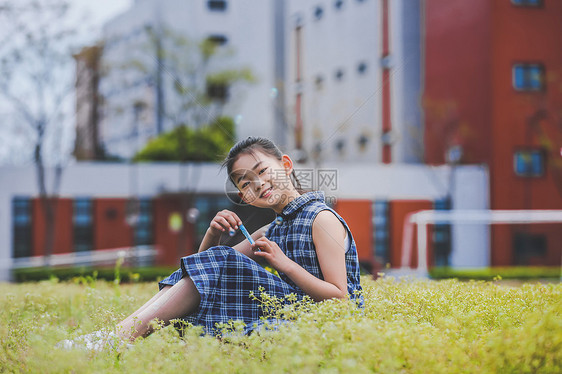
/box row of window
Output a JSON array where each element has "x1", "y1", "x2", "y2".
[
  {"x1": 12, "y1": 198, "x2": 154, "y2": 258},
  {"x1": 372, "y1": 199, "x2": 452, "y2": 267},
  {"x1": 11, "y1": 196, "x2": 236, "y2": 258},
  {"x1": 312, "y1": 61, "x2": 369, "y2": 89},
  {"x1": 313, "y1": 0, "x2": 369, "y2": 22},
  {"x1": 307, "y1": 64, "x2": 543, "y2": 93},
  {"x1": 310, "y1": 0, "x2": 541, "y2": 23},
  {"x1": 511, "y1": 0, "x2": 542, "y2": 7}
]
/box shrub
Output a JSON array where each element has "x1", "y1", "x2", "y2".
[{"x1": 0, "y1": 276, "x2": 560, "y2": 373}]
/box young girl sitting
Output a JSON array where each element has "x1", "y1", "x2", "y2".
[{"x1": 61, "y1": 137, "x2": 362, "y2": 349}]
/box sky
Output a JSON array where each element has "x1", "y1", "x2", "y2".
[
  {"x1": 71, "y1": 0, "x2": 133, "y2": 44},
  {"x1": 0, "y1": 0, "x2": 133, "y2": 165}
]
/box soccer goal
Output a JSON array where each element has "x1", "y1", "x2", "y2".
[{"x1": 400, "y1": 210, "x2": 562, "y2": 277}]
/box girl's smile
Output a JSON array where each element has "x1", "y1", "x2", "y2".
[{"x1": 231, "y1": 151, "x2": 300, "y2": 213}]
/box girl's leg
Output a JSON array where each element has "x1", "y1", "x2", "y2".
[
  {"x1": 116, "y1": 277, "x2": 200, "y2": 341},
  {"x1": 117, "y1": 285, "x2": 172, "y2": 331}
]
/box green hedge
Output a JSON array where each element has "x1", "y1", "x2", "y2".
[
  {"x1": 13, "y1": 265, "x2": 560, "y2": 283},
  {"x1": 12, "y1": 266, "x2": 177, "y2": 283},
  {"x1": 429, "y1": 266, "x2": 561, "y2": 280}
]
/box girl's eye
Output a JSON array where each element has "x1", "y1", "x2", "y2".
[
  {"x1": 259, "y1": 167, "x2": 267, "y2": 175},
  {"x1": 241, "y1": 181, "x2": 249, "y2": 189}
]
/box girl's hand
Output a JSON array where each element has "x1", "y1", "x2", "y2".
[
  {"x1": 208, "y1": 210, "x2": 242, "y2": 238},
  {"x1": 252, "y1": 237, "x2": 293, "y2": 273}
]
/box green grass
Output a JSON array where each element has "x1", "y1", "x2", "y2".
[
  {"x1": 0, "y1": 276, "x2": 560, "y2": 373},
  {"x1": 429, "y1": 266, "x2": 561, "y2": 281},
  {"x1": 12, "y1": 266, "x2": 178, "y2": 283}
]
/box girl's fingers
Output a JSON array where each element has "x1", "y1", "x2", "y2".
[
  {"x1": 210, "y1": 221, "x2": 225, "y2": 232},
  {"x1": 218, "y1": 211, "x2": 240, "y2": 229},
  {"x1": 254, "y1": 240, "x2": 271, "y2": 253},
  {"x1": 214, "y1": 216, "x2": 233, "y2": 231}
]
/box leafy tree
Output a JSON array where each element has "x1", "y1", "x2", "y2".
[
  {"x1": 133, "y1": 116, "x2": 235, "y2": 162},
  {"x1": 102, "y1": 25, "x2": 254, "y2": 150},
  {"x1": 0, "y1": 0, "x2": 81, "y2": 263}
]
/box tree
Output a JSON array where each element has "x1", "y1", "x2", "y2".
[
  {"x1": 0, "y1": 0, "x2": 80, "y2": 263},
  {"x1": 101, "y1": 24, "x2": 254, "y2": 154},
  {"x1": 133, "y1": 116, "x2": 236, "y2": 162}
]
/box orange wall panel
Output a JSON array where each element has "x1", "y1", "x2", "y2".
[
  {"x1": 32, "y1": 198, "x2": 73, "y2": 256},
  {"x1": 389, "y1": 200, "x2": 432, "y2": 268},
  {"x1": 153, "y1": 197, "x2": 195, "y2": 266},
  {"x1": 94, "y1": 199, "x2": 133, "y2": 250},
  {"x1": 334, "y1": 200, "x2": 373, "y2": 266}
]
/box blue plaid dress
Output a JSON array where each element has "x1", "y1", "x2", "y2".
[{"x1": 158, "y1": 191, "x2": 363, "y2": 335}]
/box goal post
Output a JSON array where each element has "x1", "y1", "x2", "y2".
[{"x1": 401, "y1": 210, "x2": 562, "y2": 276}]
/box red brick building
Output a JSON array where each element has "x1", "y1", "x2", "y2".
[{"x1": 423, "y1": 0, "x2": 562, "y2": 266}]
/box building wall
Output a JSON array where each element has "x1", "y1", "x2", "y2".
[
  {"x1": 285, "y1": 0, "x2": 422, "y2": 164},
  {"x1": 32, "y1": 198, "x2": 73, "y2": 256},
  {"x1": 94, "y1": 198, "x2": 133, "y2": 250},
  {"x1": 389, "y1": 200, "x2": 432, "y2": 268},
  {"x1": 98, "y1": 0, "x2": 281, "y2": 159},
  {"x1": 73, "y1": 46, "x2": 102, "y2": 160},
  {"x1": 333, "y1": 200, "x2": 374, "y2": 270},
  {"x1": 423, "y1": 0, "x2": 562, "y2": 266},
  {"x1": 423, "y1": 0, "x2": 493, "y2": 165},
  {"x1": 0, "y1": 162, "x2": 488, "y2": 280},
  {"x1": 489, "y1": 0, "x2": 562, "y2": 265}
]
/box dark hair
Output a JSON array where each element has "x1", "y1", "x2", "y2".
[{"x1": 222, "y1": 137, "x2": 302, "y2": 192}]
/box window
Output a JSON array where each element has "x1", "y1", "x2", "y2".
[
  {"x1": 373, "y1": 201, "x2": 389, "y2": 265},
  {"x1": 194, "y1": 196, "x2": 233, "y2": 245},
  {"x1": 511, "y1": 0, "x2": 542, "y2": 7},
  {"x1": 357, "y1": 61, "x2": 368, "y2": 75},
  {"x1": 207, "y1": 0, "x2": 227, "y2": 11},
  {"x1": 134, "y1": 199, "x2": 153, "y2": 246},
  {"x1": 335, "y1": 139, "x2": 345, "y2": 154},
  {"x1": 73, "y1": 198, "x2": 93, "y2": 252},
  {"x1": 334, "y1": 68, "x2": 345, "y2": 81},
  {"x1": 514, "y1": 150, "x2": 544, "y2": 177},
  {"x1": 206, "y1": 80, "x2": 228, "y2": 100},
  {"x1": 13, "y1": 197, "x2": 32, "y2": 258},
  {"x1": 433, "y1": 198, "x2": 451, "y2": 266},
  {"x1": 513, "y1": 232, "x2": 546, "y2": 265},
  {"x1": 334, "y1": 0, "x2": 344, "y2": 10},
  {"x1": 314, "y1": 75, "x2": 324, "y2": 90},
  {"x1": 313, "y1": 6, "x2": 324, "y2": 20},
  {"x1": 513, "y1": 64, "x2": 544, "y2": 91},
  {"x1": 206, "y1": 34, "x2": 228, "y2": 46}
]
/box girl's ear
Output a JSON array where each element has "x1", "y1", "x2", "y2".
[
  {"x1": 238, "y1": 191, "x2": 246, "y2": 203},
  {"x1": 281, "y1": 154, "x2": 294, "y2": 175}
]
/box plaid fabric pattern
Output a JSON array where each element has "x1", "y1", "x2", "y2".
[
  {"x1": 266, "y1": 191, "x2": 363, "y2": 304},
  {"x1": 159, "y1": 246, "x2": 296, "y2": 335},
  {"x1": 158, "y1": 191, "x2": 363, "y2": 335}
]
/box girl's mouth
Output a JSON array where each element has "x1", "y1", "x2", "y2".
[{"x1": 260, "y1": 187, "x2": 273, "y2": 198}]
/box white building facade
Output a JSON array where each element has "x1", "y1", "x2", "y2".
[
  {"x1": 284, "y1": 0, "x2": 423, "y2": 164},
  {"x1": 0, "y1": 162, "x2": 489, "y2": 281},
  {"x1": 98, "y1": 0, "x2": 287, "y2": 159}
]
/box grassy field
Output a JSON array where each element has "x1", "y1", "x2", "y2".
[{"x1": 0, "y1": 276, "x2": 560, "y2": 373}]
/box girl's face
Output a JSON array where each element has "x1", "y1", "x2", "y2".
[{"x1": 230, "y1": 150, "x2": 297, "y2": 209}]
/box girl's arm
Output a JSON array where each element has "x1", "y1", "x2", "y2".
[
  {"x1": 198, "y1": 210, "x2": 268, "y2": 263},
  {"x1": 252, "y1": 210, "x2": 348, "y2": 302}
]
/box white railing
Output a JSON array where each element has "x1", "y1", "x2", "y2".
[
  {"x1": 401, "y1": 210, "x2": 562, "y2": 276},
  {"x1": 9, "y1": 245, "x2": 158, "y2": 269}
]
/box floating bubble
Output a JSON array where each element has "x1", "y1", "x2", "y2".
[
  {"x1": 270, "y1": 87, "x2": 278, "y2": 98},
  {"x1": 229, "y1": 228, "x2": 236, "y2": 237},
  {"x1": 235, "y1": 114, "x2": 243, "y2": 125},
  {"x1": 186, "y1": 208, "x2": 199, "y2": 223}
]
